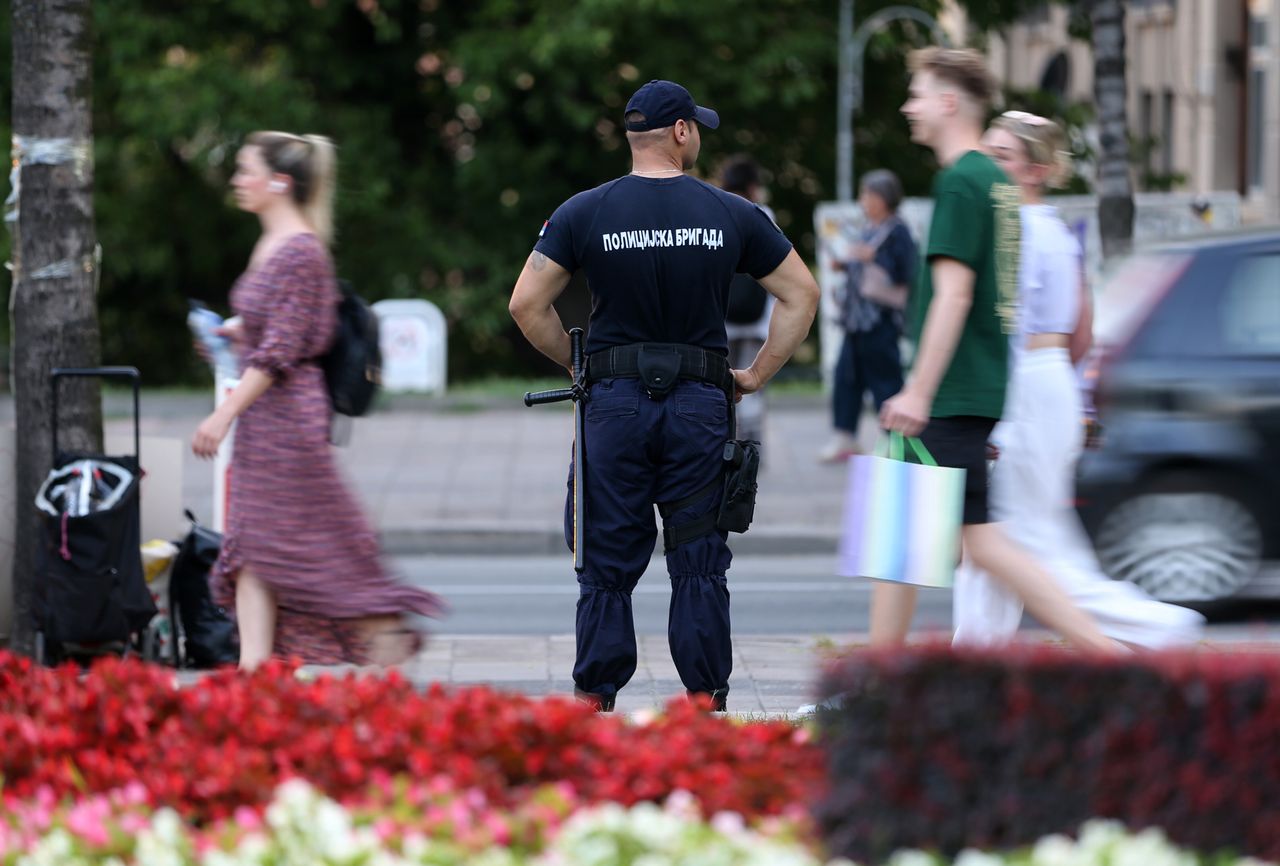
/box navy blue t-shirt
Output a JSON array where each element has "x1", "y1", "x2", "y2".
[{"x1": 533, "y1": 174, "x2": 794, "y2": 355}]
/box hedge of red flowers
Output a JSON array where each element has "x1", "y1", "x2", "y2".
[
  {"x1": 812, "y1": 643, "x2": 1280, "y2": 863},
  {"x1": 0, "y1": 652, "x2": 823, "y2": 825}
]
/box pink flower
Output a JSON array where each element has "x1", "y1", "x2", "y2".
[
  {"x1": 373, "y1": 817, "x2": 397, "y2": 842},
  {"x1": 65, "y1": 802, "x2": 111, "y2": 848},
  {"x1": 120, "y1": 814, "x2": 149, "y2": 834},
  {"x1": 232, "y1": 806, "x2": 262, "y2": 831}
]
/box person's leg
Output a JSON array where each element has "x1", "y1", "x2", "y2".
[
  {"x1": 357, "y1": 614, "x2": 420, "y2": 666},
  {"x1": 658, "y1": 380, "x2": 734, "y2": 710},
  {"x1": 235, "y1": 568, "x2": 276, "y2": 671},
  {"x1": 832, "y1": 332, "x2": 859, "y2": 435},
  {"x1": 824, "y1": 332, "x2": 863, "y2": 460},
  {"x1": 1003, "y1": 352, "x2": 1203, "y2": 649},
  {"x1": 869, "y1": 583, "x2": 918, "y2": 645},
  {"x1": 861, "y1": 315, "x2": 905, "y2": 412},
  {"x1": 963, "y1": 522, "x2": 1122, "y2": 654},
  {"x1": 570, "y1": 378, "x2": 659, "y2": 710}
]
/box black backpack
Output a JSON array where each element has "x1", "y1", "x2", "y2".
[
  {"x1": 169, "y1": 511, "x2": 238, "y2": 668},
  {"x1": 321, "y1": 280, "x2": 382, "y2": 417},
  {"x1": 726, "y1": 273, "x2": 769, "y2": 325}
]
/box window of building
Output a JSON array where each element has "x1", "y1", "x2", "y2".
[
  {"x1": 1161, "y1": 90, "x2": 1175, "y2": 175},
  {"x1": 1249, "y1": 70, "x2": 1266, "y2": 192},
  {"x1": 1140, "y1": 91, "x2": 1154, "y2": 177}
]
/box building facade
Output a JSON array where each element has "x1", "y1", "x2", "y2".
[{"x1": 946, "y1": 0, "x2": 1280, "y2": 223}]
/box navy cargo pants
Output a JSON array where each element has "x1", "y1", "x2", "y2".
[{"x1": 566, "y1": 376, "x2": 732, "y2": 701}]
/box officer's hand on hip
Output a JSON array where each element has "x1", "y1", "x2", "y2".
[
  {"x1": 879, "y1": 388, "x2": 931, "y2": 438},
  {"x1": 731, "y1": 368, "x2": 763, "y2": 403}
]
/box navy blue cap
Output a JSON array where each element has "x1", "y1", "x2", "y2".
[{"x1": 623, "y1": 80, "x2": 720, "y2": 131}]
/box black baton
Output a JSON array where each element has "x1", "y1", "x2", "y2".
[{"x1": 524, "y1": 328, "x2": 587, "y2": 572}]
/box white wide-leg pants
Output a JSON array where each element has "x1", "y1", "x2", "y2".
[{"x1": 952, "y1": 348, "x2": 1204, "y2": 649}]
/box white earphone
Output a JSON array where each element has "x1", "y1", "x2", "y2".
[{"x1": 268, "y1": 180, "x2": 287, "y2": 193}]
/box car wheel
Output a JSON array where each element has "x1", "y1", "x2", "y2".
[{"x1": 1094, "y1": 475, "x2": 1262, "y2": 602}]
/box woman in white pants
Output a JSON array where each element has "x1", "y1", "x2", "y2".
[{"x1": 952, "y1": 112, "x2": 1204, "y2": 649}]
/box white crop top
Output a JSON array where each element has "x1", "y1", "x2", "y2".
[{"x1": 1017, "y1": 203, "x2": 1081, "y2": 343}]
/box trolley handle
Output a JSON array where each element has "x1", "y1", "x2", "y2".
[{"x1": 51, "y1": 366, "x2": 141, "y2": 462}]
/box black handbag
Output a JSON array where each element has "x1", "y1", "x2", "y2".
[{"x1": 169, "y1": 510, "x2": 239, "y2": 668}]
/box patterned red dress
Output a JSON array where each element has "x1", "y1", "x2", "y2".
[{"x1": 209, "y1": 233, "x2": 443, "y2": 663}]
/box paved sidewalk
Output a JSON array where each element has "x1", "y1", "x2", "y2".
[
  {"x1": 400, "y1": 633, "x2": 835, "y2": 715},
  {"x1": 259, "y1": 627, "x2": 1280, "y2": 717}
]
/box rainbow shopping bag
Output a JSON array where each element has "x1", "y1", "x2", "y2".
[{"x1": 837, "y1": 433, "x2": 965, "y2": 588}]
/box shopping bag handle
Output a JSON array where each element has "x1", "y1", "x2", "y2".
[{"x1": 876, "y1": 431, "x2": 938, "y2": 466}]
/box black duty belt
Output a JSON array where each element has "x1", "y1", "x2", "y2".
[{"x1": 584, "y1": 343, "x2": 734, "y2": 400}]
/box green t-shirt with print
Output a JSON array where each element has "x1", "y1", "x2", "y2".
[{"x1": 910, "y1": 150, "x2": 1020, "y2": 419}]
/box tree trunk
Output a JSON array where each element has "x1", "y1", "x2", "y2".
[
  {"x1": 1091, "y1": 0, "x2": 1135, "y2": 261},
  {"x1": 8, "y1": 0, "x2": 103, "y2": 654}
]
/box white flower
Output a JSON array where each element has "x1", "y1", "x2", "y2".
[
  {"x1": 1109, "y1": 827, "x2": 1195, "y2": 866},
  {"x1": 17, "y1": 829, "x2": 77, "y2": 866},
  {"x1": 954, "y1": 850, "x2": 1006, "y2": 866},
  {"x1": 199, "y1": 850, "x2": 245, "y2": 866},
  {"x1": 1075, "y1": 819, "x2": 1127, "y2": 856},
  {"x1": 632, "y1": 855, "x2": 673, "y2": 866},
  {"x1": 885, "y1": 852, "x2": 941, "y2": 866},
  {"x1": 1030, "y1": 833, "x2": 1085, "y2": 866},
  {"x1": 709, "y1": 811, "x2": 746, "y2": 837}
]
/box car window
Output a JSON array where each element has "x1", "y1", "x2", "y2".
[
  {"x1": 1220, "y1": 254, "x2": 1280, "y2": 355},
  {"x1": 1094, "y1": 252, "x2": 1192, "y2": 348}
]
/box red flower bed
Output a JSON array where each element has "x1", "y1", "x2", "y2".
[{"x1": 0, "y1": 653, "x2": 823, "y2": 823}]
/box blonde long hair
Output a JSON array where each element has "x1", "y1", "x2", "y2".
[{"x1": 246, "y1": 131, "x2": 337, "y2": 245}]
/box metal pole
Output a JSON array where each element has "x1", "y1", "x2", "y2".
[
  {"x1": 838, "y1": 4, "x2": 951, "y2": 202},
  {"x1": 837, "y1": 0, "x2": 854, "y2": 202}
]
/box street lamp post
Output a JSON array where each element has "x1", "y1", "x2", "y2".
[{"x1": 836, "y1": 1, "x2": 952, "y2": 202}]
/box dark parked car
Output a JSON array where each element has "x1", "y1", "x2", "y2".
[{"x1": 1076, "y1": 229, "x2": 1280, "y2": 602}]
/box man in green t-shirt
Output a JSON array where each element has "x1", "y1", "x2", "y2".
[{"x1": 872, "y1": 47, "x2": 1117, "y2": 654}]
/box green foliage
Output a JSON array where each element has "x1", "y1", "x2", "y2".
[
  {"x1": 4, "y1": 0, "x2": 1052, "y2": 383},
  {"x1": 1130, "y1": 135, "x2": 1188, "y2": 192}
]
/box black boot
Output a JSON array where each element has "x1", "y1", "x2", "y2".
[{"x1": 574, "y1": 688, "x2": 616, "y2": 712}]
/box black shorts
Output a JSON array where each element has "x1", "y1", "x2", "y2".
[{"x1": 915, "y1": 415, "x2": 998, "y2": 525}]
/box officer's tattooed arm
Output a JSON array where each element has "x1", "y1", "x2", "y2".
[{"x1": 509, "y1": 250, "x2": 574, "y2": 372}]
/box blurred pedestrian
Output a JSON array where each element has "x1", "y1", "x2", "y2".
[
  {"x1": 819, "y1": 169, "x2": 917, "y2": 462},
  {"x1": 191, "y1": 130, "x2": 443, "y2": 670},
  {"x1": 872, "y1": 48, "x2": 1119, "y2": 654},
  {"x1": 719, "y1": 155, "x2": 775, "y2": 444},
  {"x1": 509, "y1": 80, "x2": 818, "y2": 711},
  {"x1": 951, "y1": 112, "x2": 1203, "y2": 648}
]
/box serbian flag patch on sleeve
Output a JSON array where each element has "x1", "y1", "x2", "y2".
[{"x1": 539, "y1": 219, "x2": 550, "y2": 238}]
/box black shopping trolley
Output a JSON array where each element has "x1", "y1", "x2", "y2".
[{"x1": 33, "y1": 367, "x2": 158, "y2": 665}]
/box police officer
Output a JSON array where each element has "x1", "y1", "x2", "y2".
[{"x1": 509, "y1": 80, "x2": 819, "y2": 711}]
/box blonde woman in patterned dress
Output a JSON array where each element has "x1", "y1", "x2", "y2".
[{"x1": 191, "y1": 131, "x2": 443, "y2": 670}]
